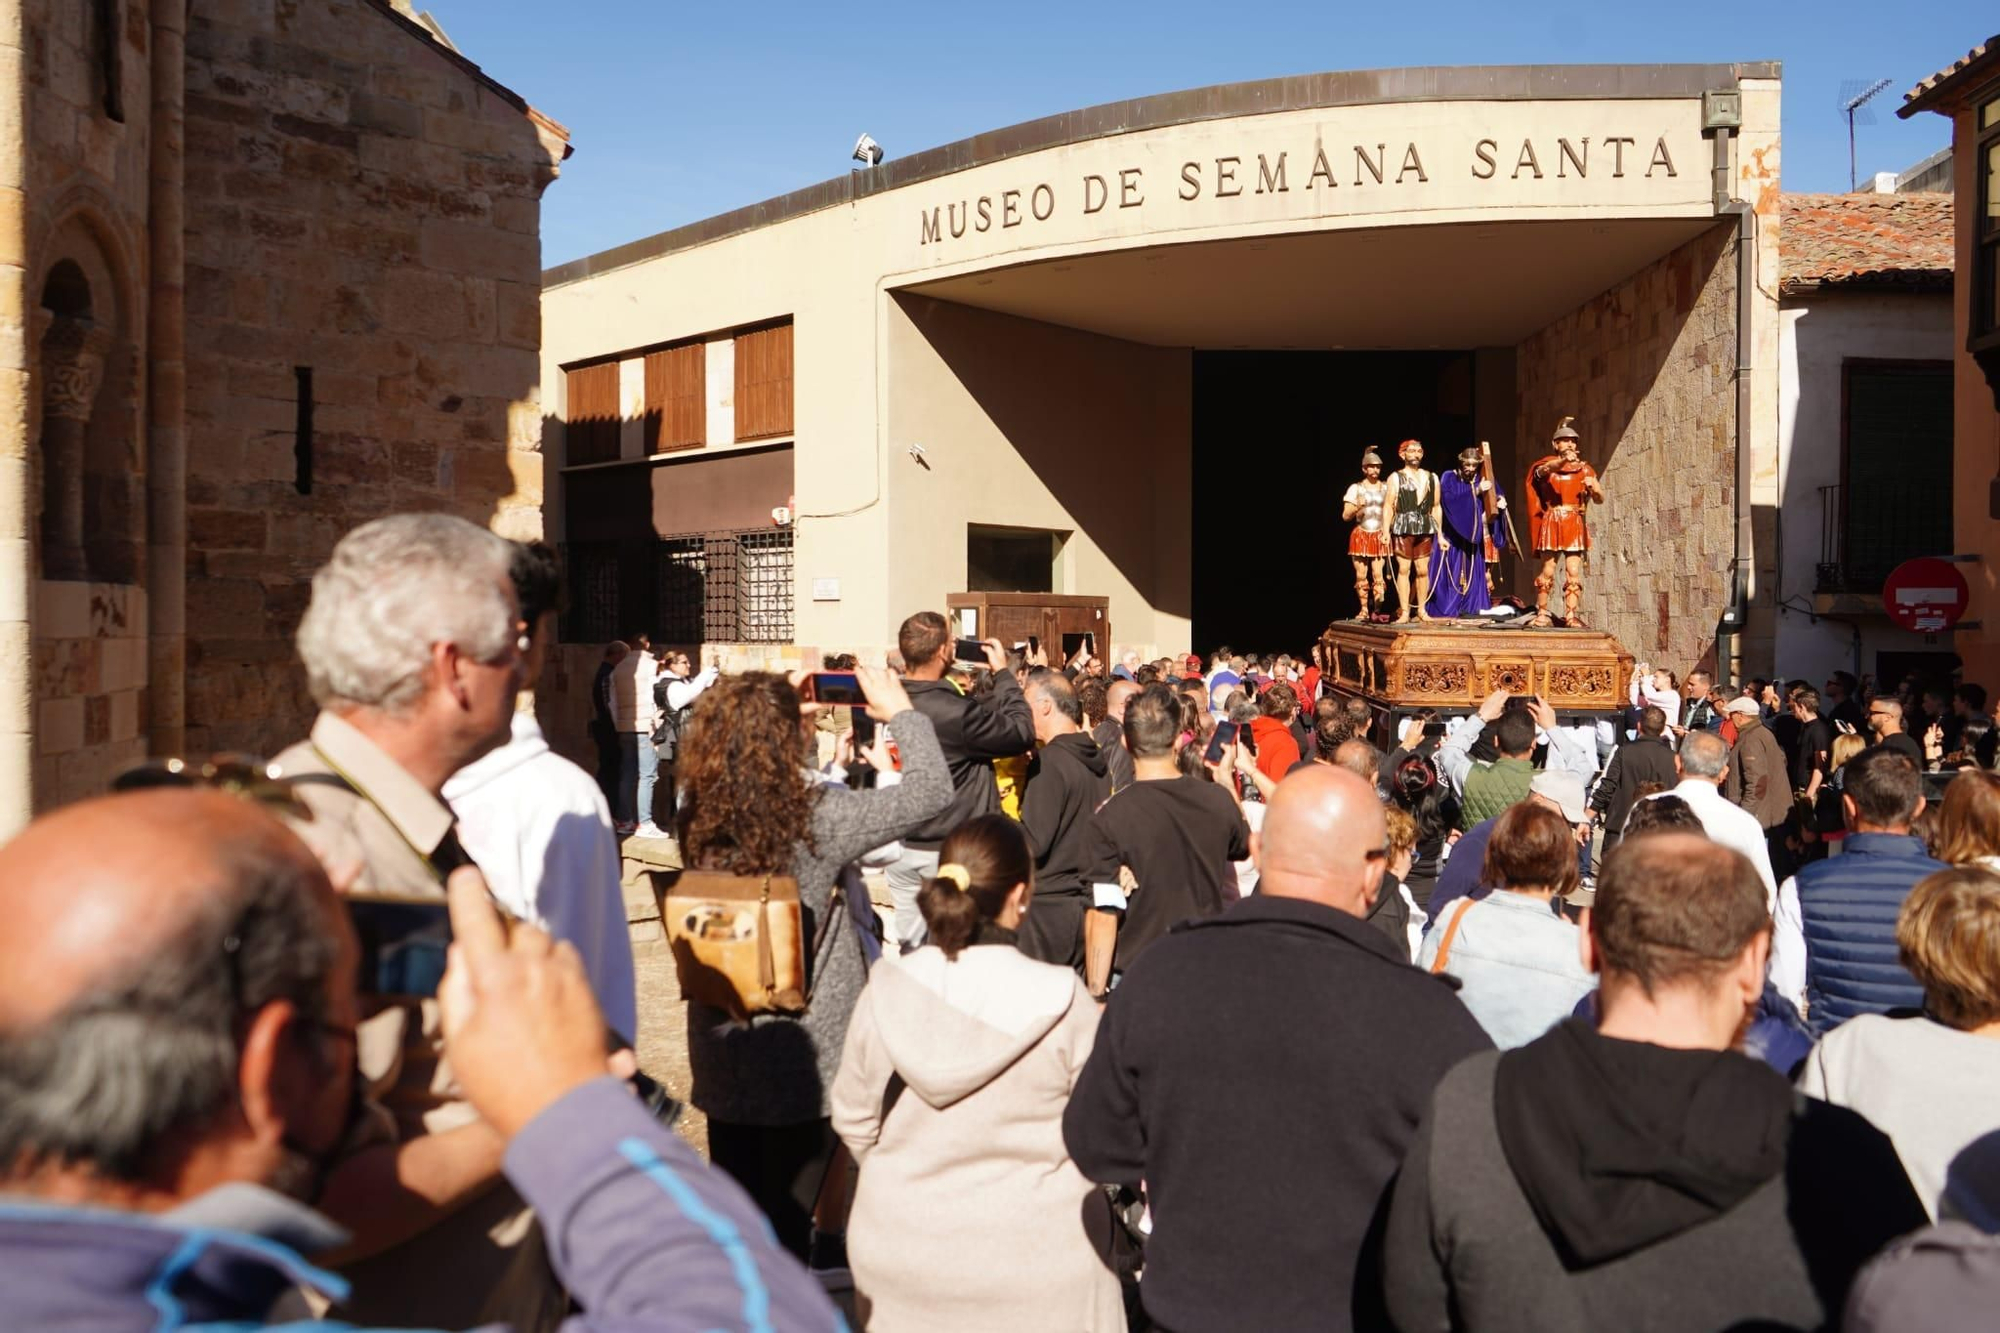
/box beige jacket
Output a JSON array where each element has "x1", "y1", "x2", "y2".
[
  {"x1": 832, "y1": 942, "x2": 1122, "y2": 1332},
  {"x1": 273, "y1": 712, "x2": 566, "y2": 1333},
  {"x1": 609, "y1": 650, "x2": 659, "y2": 733}
]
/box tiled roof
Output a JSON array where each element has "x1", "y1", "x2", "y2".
[
  {"x1": 1779, "y1": 192, "x2": 1953, "y2": 294},
  {"x1": 1901, "y1": 35, "x2": 2000, "y2": 117}
]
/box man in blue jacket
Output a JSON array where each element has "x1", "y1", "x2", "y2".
[
  {"x1": 0, "y1": 788, "x2": 839, "y2": 1332},
  {"x1": 1770, "y1": 746, "x2": 1946, "y2": 1035}
]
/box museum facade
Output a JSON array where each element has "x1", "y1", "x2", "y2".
[{"x1": 541, "y1": 63, "x2": 1783, "y2": 688}]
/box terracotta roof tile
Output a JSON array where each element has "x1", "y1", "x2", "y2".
[
  {"x1": 1779, "y1": 192, "x2": 1953, "y2": 293},
  {"x1": 1901, "y1": 35, "x2": 2000, "y2": 117}
]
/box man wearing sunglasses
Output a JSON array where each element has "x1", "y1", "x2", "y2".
[{"x1": 0, "y1": 788, "x2": 837, "y2": 1330}]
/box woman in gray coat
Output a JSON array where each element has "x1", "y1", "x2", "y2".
[{"x1": 675, "y1": 664, "x2": 951, "y2": 1258}]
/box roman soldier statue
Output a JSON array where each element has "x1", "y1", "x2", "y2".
[
  {"x1": 1386, "y1": 438, "x2": 1443, "y2": 624},
  {"x1": 1429, "y1": 442, "x2": 1509, "y2": 618},
  {"x1": 1341, "y1": 448, "x2": 1390, "y2": 620},
  {"x1": 1524, "y1": 416, "x2": 1604, "y2": 627}
]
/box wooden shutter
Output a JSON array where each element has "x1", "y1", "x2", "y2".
[
  {"x1": 644, "y1": 342, "x2": 705, "y2": 453},
  {"x1": 734, "y1": 322, "x2": 794, "y2": 442},
  {"x1": 565, "y1": 362, "x2": 621, "y2": 465}
]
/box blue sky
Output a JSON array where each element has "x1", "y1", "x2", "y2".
[{"x1": 433, "y1": 2, "x2": 1992, "y2": 267}]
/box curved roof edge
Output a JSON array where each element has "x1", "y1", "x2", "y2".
[{"x1": 544, "y1": 61, "x2": 1779, "y2": 288}]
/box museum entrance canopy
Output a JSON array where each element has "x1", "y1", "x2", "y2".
[{"x1": 901, "y1": 217, "x2": 1719, "y2": 349}]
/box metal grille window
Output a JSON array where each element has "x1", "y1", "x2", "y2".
[{"x1": 563, "y1": 529, "x2": 794, "y2": 645}]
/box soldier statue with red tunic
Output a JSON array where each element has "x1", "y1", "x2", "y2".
[{"x1": 1524, "y1": 416, "x2": 1604, "y2": 628}]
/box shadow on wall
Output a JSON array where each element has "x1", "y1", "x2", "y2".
[
  {"x1": 895, "y1": 292, "x2": 1192, "y2": 622},
  {"x1": 1513, "y1": 222, "x2": 1740, "y2": 673}
]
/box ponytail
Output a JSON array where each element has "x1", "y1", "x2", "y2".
[{"x1": 918, "y1": 815, "x2": 1033, "y2": 959}]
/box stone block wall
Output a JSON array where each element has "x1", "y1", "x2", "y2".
[
  {"x1": 1514, "y1": 223, "x2": 1737, "y2": 674},
  {"x1": 30, "y1": 581, "x2": 148, "y2": 807},
  {"x1": 179, "y1": 0, "x2": 564, "y2": 756}
]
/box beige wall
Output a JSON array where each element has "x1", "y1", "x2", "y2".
[{"x1": 886, "y1": 293, "x2": 1192, "y2": 652}]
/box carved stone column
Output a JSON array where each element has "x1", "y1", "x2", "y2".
[{"x1": 39, "y1": 316, "x2": 111, "y2": 581}]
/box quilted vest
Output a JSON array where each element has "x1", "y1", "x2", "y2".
[{"x1": 1797, "y1": 832, "x2": 1944, "y2": 1036}]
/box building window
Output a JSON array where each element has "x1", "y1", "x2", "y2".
[
  {"x1": 967, "y1": 525, "x2": 1062, "y2": 593},
  {"x1": 734, "y1": 322, "x2": 793, "y2": 441},
  {"x1": 562, "y1": 529, "x2": 794, "y2": 645},
  {"x1": 565, "y1": 362, "x2": 620, "y2": 465},
  {"x1": 1980, "y1": 90, "x2": 2000, "y2": 344},
  {"x1": 644, "y1": 341, "x2": 705, "y2": 454},
  {"x1": 1822, "y1": 361, "x2": 1953, "y2": 592}
]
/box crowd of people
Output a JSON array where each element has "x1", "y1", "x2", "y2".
[{"x1": 4, "y1": 514, "x2": 2000, "y2": 1331}]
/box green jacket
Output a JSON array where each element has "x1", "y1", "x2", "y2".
[{"x1": 1461, "y1": 755, "x2": 1536, "y2": 827}]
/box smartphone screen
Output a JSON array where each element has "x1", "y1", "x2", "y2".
[
  {"x1": 1026, "y1": 635, "x2": 1041, "y2": 656},
  {"x1": 1061, "y1": 632, "x2": 1094, "y2": 662},
  {"x1": 1204, "y1": 720, "x2": 1239, "y2": 765},
  {"x1": 349, "y1": 895, "x2": 453, "y2": 998},
  {"x1": 952, "y1": 637, "x2": 986, "y2": 664},
  {"x1": 805, "y1": 671, "x2": 867, "y2": 707},
  {"x1": 1237, "y1": 721, "x2": 1257, "y2": 755}
]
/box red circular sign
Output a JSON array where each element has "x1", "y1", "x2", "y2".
[{"x1": 1882, "y1": 558, "x2": 1970, "y2": 634}]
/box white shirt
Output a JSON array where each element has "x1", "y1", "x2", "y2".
[
  {"x1": 1646, "y1": 779, "x2": 1778, "y2": 909},
  {"x1": 663, "y1": 665, "x2": 719, "y2": 713},
  {"x1": 1437, "y1": 716, "x2": 1595, "y2": 797},
  {"x1": 1770, "y1": 873, "x2": 1808, "y2": 1012},
  {"x1": 445, "y1": 712, "x2": 639, "y2": 1042}
]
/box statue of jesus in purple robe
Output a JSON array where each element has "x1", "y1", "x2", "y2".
[{"x1": 1428, "y1": 446, "x2": 1509, "y2": 618}]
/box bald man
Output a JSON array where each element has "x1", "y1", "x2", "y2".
[
  {"x1": 1064, "y1": 767, "x2": 1490, "y2": 1333},
  {"x1": 0, "y1": 790, "x2": 837, "y2": 1331},
  {"x1": 1091, "y1": 678, "x2": 1140, "y2": 792}
]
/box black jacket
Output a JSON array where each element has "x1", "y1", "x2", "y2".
[
  {"x1": 1064, "y1": 895, "x2": 1491, "y2": 1333},
  {"x1": 1019, "y1": 730, "x2": 1111, "y2": 900},
  {"x1": 1090, "y1": 716, "x2": 1136, "y2": 792},
  {"x1": 1385, "y1": 1021, "x2": 1927, "y2": 1333},
  {"x1": 1591, "y1": 736, "x2": 1677, "y2": 833},
  {"x1": 898, "y1": 672, "x2": 1034, "y2": 849}
]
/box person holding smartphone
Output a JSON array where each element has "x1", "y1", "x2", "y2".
[{"x1": 887, "y1": 613, "x2": 1036, "y2": 948}]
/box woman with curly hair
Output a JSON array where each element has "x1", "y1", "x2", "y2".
[{"x1": 675, "y1": 664, "x2": 951, "y2": 1260}]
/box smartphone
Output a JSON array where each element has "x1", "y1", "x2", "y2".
[
  {"x1": 801, "y1": 671, "x2": 867, "y2": 707},
  {"x1": 348, "y1": 894, "x2": 453, "y2": 998},
  {"x1": 1026, "y1": 635, "x2": 1041, "y2": 657},
  {"x1": 1237, "y1": 721, "x2": 1257, "y2": 755},
  {"x1": 1061, "y1": 631, "x2": 1096, "y2": 662},
  {"x1": 852, "y1": 709, "x2": 878, "y2": 749},
  {"x1": 1204, "y1": 720, "x2": 1240, "y2": 765},
  {"x1": 952, "y1": 637, "x2": 987, "y2": 664}
]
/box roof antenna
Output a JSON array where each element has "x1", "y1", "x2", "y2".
[{"x1": 1838, "y1": 79, "x2": 1892, "y2": 192}]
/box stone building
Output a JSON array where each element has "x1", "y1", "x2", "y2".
[
  {"x1": 541, "y1": 62, "x2": 1783, "y2": 744},
  {"x1": 1, "y1": 0, "x2": 566, "y2": 834}
]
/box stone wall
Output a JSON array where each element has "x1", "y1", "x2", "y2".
[
  {"x1": 179, "y1": 0, "x2": 564, "y2": 755},
  {"x1": 1514, "y1": 223, "x2": 1737, "y2": 674},
  {"x1": 31, "y1": 582, "x2": 147, "y2": 808}
]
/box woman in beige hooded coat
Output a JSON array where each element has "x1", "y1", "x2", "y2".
[{"x1": 832, "y1": 815, "x2": 1122, "y2": 1332}]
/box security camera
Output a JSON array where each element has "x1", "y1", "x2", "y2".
[
  {"x1": 853, "y1": 134, "x2": 884, "y2": 167},
  {"x1": 907, "y1": 442, "x2": 926, "y2": 461}
]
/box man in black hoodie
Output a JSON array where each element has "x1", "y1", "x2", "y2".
[
  {"x1": 1015, "y1": 669, "x2": 1111, "y2": 970},
  {"x1": 888, "y1": 612, "x2": 1035, "y2": 946},
  {"x1": 1384, "y1": 832, "x2": 1926, "y2": 1333}
]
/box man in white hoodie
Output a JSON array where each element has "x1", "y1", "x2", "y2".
[{"x1": 445, "y1": 542, "x2": 638, "y2": 1043}]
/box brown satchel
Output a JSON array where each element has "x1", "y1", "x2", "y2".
[{"x1": 656, "y1": 869, "x2": 839, "y2": 1022}]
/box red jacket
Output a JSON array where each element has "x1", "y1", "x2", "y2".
[{"x1": 1250, "y1": 715, "x2": 1302, "y2": 784}]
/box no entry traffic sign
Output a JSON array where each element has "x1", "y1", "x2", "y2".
[{"x1": 1882, "y1": 558, "x2": 1970, "y2": 634}]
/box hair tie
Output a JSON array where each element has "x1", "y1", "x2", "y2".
[
  {"x1": 936, "y1": 863, "x2": 971, "y2": 891},
  {"x1": 1176, "y1": 730, "x2": 1194, "y2": 748}
]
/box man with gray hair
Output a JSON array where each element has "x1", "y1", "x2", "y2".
[
  {"x1": 1643, "y1": 728, "x2": 1777, "y2": 906},
  {"x1": 0, "y1": 788, "x2": 839, "y2": 1330},
  {"x1": 275, "y1": 512, "x2": 556, "y2": 1327}
]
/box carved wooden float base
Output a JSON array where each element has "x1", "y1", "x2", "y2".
[{"x1": 1318, "y1": 618, "x2": 1635, "y2": 717}]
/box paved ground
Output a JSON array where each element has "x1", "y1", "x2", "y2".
[{"x1": 621, "y1": 836, "x2": 707, "y2": 1155}]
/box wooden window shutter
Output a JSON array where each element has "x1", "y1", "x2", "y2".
[
  {"x1": 644, "y1": 342, "x2": 706, "y2": 453},
  {"x1": 565, "y1": 363, "x2": 621, "y2": 465},
  {"x1": 734, "y1": 322, "x2": 794, "y2": 442}
]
